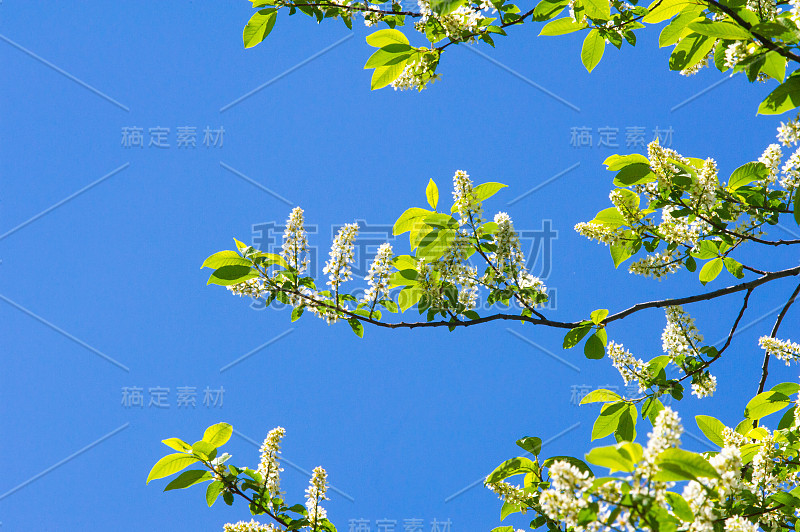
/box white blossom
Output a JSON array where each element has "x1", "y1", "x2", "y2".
[
  {"x1": 607, "y1": 341, "x2": 647, "y2": 390},
  {"x1": 662, "y1": 306, "x2": 703, "y2": 362},
  {"x1": 282, "y1": 207, "x2": 310, "y2": 273},
  {"x1": 323, "y1": 223, "x2": 359, "y2": 292},
  {"x1": 360, "y1": 242, "x2": 394, "y2": 307},
  {"x1": 759, "y1": 336, "x2": 800, "y2": 365},
  {"x1": 257, "y1": 427, "x2": 286, "y2": 502},
  {"x1": 305, "y1": 466, "x2": 329, "y2": 527}
]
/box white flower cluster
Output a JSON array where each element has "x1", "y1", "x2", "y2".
[
  {"x1": 724, "y1": 42, "x2": 752, "y2": 69},
  {"x1": 777, "y1": 117, "x2": 800, "y2": 146},
  {"x1": 638, "y1": 407, "x2": 683, "y2": 481},
  {"x1": 791, "y1": 0, "x2": 800, "y2": 24},
  {"x1": 607, "y1": 341, "x2": 647, "y2": 391},
  {"x1": 692, "y1": 158, "x2": 719, "y2": 211},
  {"x1": 415, "y1": 0, "x2": 490, "y2": 40},
  {"x1": 257, "y1": 427, "x2": 286, "y2": 501},
  {"x1": 305, "y1": 466, "x2": 329, "y2": 526},
  {"x1": 661, "y1": 306, "x2": 703, "y2": 362},
  {"x1": 361, "y1": 242, "x2": 394, "y2": 306},
  {"x1": 223, "y1": 520, "x2": 280, "y2": 532},
  {"x1": 282, "y1": 207, "x2": 310, "y2": 274},
  {"x1": 628, "y1": 249, "x2": 681, "y2": 279},
  {"x1": 574, "y1": 222, "x2": 622, "y2": 246},
  {"x1": 659, "y1": 206, "x2": 702, "y2": 246},
  {"x1": 451, "y1": 169, "x2": 482, "y2": 224},
  {"x1": 486, "y1": 480, "x2": 533, "y2": 509},
  {"x1": 228, "y1": 277, "x2": 269, "y2": 299},
  {"x1": 609, "y1": 189, "x2": 643, "y2": 226},
  {"x1": 759, "y1": 143, "x2": 782, "y2": 183},
  {"x1": 647, "y1": 140, "x2": 689, "y2": 190},
  {"x1": 491, "y1": 212, "x2": 525, "y2": 274},
  {"x1": 691, "y1": 372, "x2": 717, "y2": 398},
  {"x1": 759, "y1": 336, "x2": 800, "y2": 365},
  {"x1": 724, "y1": 516, "x2": 760, "y2": 532},
  {"x1": 780, "y1": 146, "x2": 800, "y2": 190},
  {"x1": 323, "y1": 223, "x2": 359, "y2": 292},
  {"x1": 391, "y1": 52, "x2": 441, "y2": 91},
  {"x1": 437, "y1": 230, "x2": 480, "y2": 312},
  {"x1": 539, "y1": 461, "x2": 592, "y2": 528},
  {"x1": 747, "y1": 0, "x2": 776, "y2": 19}
]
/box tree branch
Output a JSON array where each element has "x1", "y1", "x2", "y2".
[{"x1": 756, "y1": 281, "x2": 800, "y2": 395}]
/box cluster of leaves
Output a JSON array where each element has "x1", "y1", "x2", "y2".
[
  {"x1": 202, "y1": 176, "x2": 552, "y2": 337},
  {"x1": 582, "y1": 150, "x2": 799, "y2": 283},
  {"x1": 147, "y1": 423, "x2": 336, "y2": 531},
  {"x1": 243, "y1": 0, "x2": 800, "y2": 105},
  {"x1": 487, "y1": 382, "x2": 800, "y2": 532}
]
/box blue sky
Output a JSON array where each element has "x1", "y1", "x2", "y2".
[{"x1": 1, "y1": 2, "x2": 799, "y2": 531}]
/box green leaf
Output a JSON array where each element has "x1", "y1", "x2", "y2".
[
  {"x1": 398, "y1": 286, "x2": 423, "y2": 311},
  {"x1": 366, "y1": 28, "x2": 410, "y2": 47},
  {"x1": 371, "y1": 60, "x2": 410, "y2": 90},
  {"x1": 147, "y1": 454, "x2": 201, "y2": 484},
  {"x1": 206, "y1": 480, "x2": 224, "y2": 506},
  {"x1": 162, "y1": 437, "x2": 192, "y2": 453},
  {"x1": 581, "y1": 29, "x2": 605, "y2": 73},
  {"x1": 486, "y1": 456, "x2": 538, "y2": 483},
  {"x1": 426, "y1": 179, "x2": 439, "y2": 210},
  {"x1": 794, "y1": 190, "x2": 800, "y2": 226},
  {"x1": 516, "y1": 436, "x2": 543, "y2": 456},
  {"x1": 531, "y1": 0, "x2": 570, "y2": 21},
  {"x1": 613, "y1": 163, "x2": 656, "y2": 186},
  {"x1": 164, "y1": 470, "x2": 213, "y2": 491},
  {"x1": 584, "y1": 332, "x2": 606, "y2": 359},
  {"x1": 583, "y1": 0, "x2": 610, "y2": 19},
  {"x1": 610, "y1": 240, "x2": 634, "y2": 268},
  {"x1": 691, "y1": 240, "x2": 718, "y2": 260},
  {"x1": 687, "y1": 20, "x2": 751, "y2": 39},
  {"x1": 665, "y1": 492, "x2": 694, "y2": 522},
  {"x1": 203, "y1": 423, "x2": 233, "y2": 447},
  {"x1": 744, "y1": 391, "x2": 792, "y2": 420},
  {"x1": 695, "y1": 415, "x2": 725, "y2": 447},
  {"x1": 431, "y1": 0, "x2": 466, "y2": 15},
  {"x1": 207, "y1": 265, "x2": 258, "y2": 286},
  {"x1": 643, "y1": 0, "x2": 698, "y2": 23},
  {"x1": 724, "y1": 257, "x2": 744, "y2": 279},
  {"x1": 604, "y1": 153, "x2": 649, "y2": 170},
  {"x1": 473, "y1": 182, "x2": 508, "y2": 202},
  {"x1": 580, "y1": 388, "x2": 622, "y2": 404},
  {"x1": 758, "y1": 72, "x2": 800, "y2": 115},
  {"x1": 590, "y1": 309, "x2": 609, "y2": 324},
  {"x1": 291, "y1": 305, "x2": 305, "y2": 322},
  {"x1": 364, "y1": 45, "x2": 413, "y2": 68},
  {"x1": 564, "y1": 323, "x2": 593, "y2": 349},
  {"x1": 540, "y1": 17, "x2": 587, "y2": 35},
  {"x1": 591, "y1": 207, "x2": 628, "y2": 227},
  {"x1": 348, "y1": 318, "x2": 364, "y2": 338},
  {"x1": 761, "y1": 50, "x2": 787, "y2": 82},
  {"x1": 658, "y1": 9, "x2": 703, "y2": 47},
  {"x1": 243, "y1": 9, "x2": 277, "y2": 48},
  {"x1": 393, "y1": 207, "x2": 432, "y2": 235},
  {"x1": 669, "y1": 33, "x2": 714, "y2": 72},
  {"x1": 654, "y1": 448, "x2": 719, "y2": 481},
  {"x1": 698, "y1": 257, "x2": 723, "y2": 285},
  {"x1": 614, "y1": 404, "x2": 637, "y2": 442},
  {"x1": 592, "y1": 401, "x2": 628, "y2": 440},
  {"x1": 191, "y1": 440, "x2": 217, "y2": 460},
  {"x1": 585, "y1": 444, "x2": 635, "y2": 473},
  {"x1": 728, "y1": 161, "x2": 768, "y2": 190},
  {"x1": 202, "y1": 250, "x2": 249, "y2": 269}
]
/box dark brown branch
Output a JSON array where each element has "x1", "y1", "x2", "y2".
[
  {"x1": 717, "y1": 288, "x2": 753, "y2": 356},
  {"x1": 703, "y1": 0, "x2": 800, "y2": 64},
  {"x1": 604, "y1": 264, "x2": 800, "y2": 325},
  {"x1": 756, "y1": 281, "x2": 800, "y2": 395}
]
